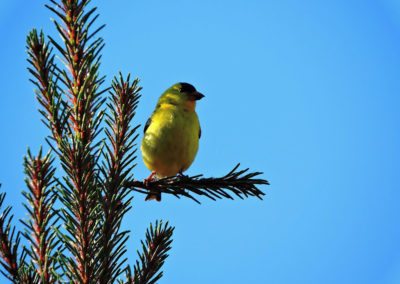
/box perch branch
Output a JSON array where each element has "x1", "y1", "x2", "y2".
[{"x1": 125, "y1": 164, "x2": 268, "y2": 204}]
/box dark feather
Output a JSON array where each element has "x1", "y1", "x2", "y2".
[
  {"x1": 145, "y1": 192, "x2": 162, "y2": 202},
  {"x1": 179, "y1": 82, "x2": 196, "y2": 93},
  {"x1": 144, "y1": 117, "x2": 151, "y2": 133},
  {"x1": 199, "y1": 126, "x2": 201, "y2": 139}
]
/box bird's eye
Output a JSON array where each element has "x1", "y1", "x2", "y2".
[{"x1": 179, "y1": 82, "x2": 196, "y2": 93}]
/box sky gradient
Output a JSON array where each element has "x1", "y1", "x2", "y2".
[{"x1": 1, "y1": 0, "x2": 400, "y2": 283}]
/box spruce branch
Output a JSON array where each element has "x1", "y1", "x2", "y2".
[
  {"x1": 41, "y1": 0, "x2": 106, "y2": 282},
  {"x1": 18, "y1": 265, "x2": 40, "y2": 284},
  {"x1": 21, "y1": 149, "x2": 59, "y2": 284},
  {"x1": 27, "y1": 29, "x2": 69, "y2": 143},
  {"x1": 98, "y1": 74, "x2": 141, "y2": 283},
  {"x1": 126, "y1": 221, "x2": 174, "y2": 284},
  {"x1": 125, "y1": 164, "x2": 268, "y2": 204},
  {"x1": 0, "y1": 193, "x2": 21, "y2": 283}
]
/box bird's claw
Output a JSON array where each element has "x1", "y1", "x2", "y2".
[
  {"x1": 144, "y1": 171, "x2": 156, "y2": 187},
  {"x1": 177, "y1": 170, "x2": 189, "y2": 179}
]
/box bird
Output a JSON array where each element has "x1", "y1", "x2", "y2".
[{"x1": 141, "y1": 82, "x2": 204, "y2": 201}]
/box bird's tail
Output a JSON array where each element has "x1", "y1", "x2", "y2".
[{"x1": 145, "y1": 192, "x2": 161, "y2": 202}]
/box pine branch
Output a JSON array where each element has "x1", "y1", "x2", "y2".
[
  {"x1": 27, "y1": 29, "x2": 69, "y2": 144},
  {"x1": 126, "y1": 221, "x2": 174, "y2": 284},
  {"x1": 41, "y1": 0, "x2": 106, "y2": 282},
  {"x1": 125, "y1": 164, "x2": 268, "y2": 204},
  {"x1": 18, "y1": 265, "x2": 40, "y2": 284},
  {"x1": 0, "y1": 193, "x2": 21, "y2": 283},
  {"x1": 21, "y1": 149, "x2": 60, "y2": 284},
  {"x1": 98, "y1": 74, "x2": 141, "y2": 283}
]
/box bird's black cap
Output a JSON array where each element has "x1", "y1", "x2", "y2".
[
  {"x1": 179, "y1": 82, "x2": 204, "y2": 100},
  {"x1": 179, "y1": 82, "x2": 196, "y2": 93}
]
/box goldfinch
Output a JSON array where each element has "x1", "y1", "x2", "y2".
[{"x1": 141, "y1": 83, "x2": 204, "y2": 201}]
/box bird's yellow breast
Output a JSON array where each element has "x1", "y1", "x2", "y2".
[{"x1": 141, "y1": 104, "x2": 200, "y2": 177}]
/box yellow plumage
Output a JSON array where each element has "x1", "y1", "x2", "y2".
[{"x1": 141, "y1": 83, "x2": 204, "y2": 201}]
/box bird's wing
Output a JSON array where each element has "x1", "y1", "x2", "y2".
[
  {"x1": 144, "y1": 117, "x2": 152, "y2": 133},
  {"x1": 199, "y1": 125, "x2": 201, "y2": 139}
]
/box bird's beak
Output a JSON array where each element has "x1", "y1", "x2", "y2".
[{"x1": 191, "y1": 91, "x2": 205, "y2": 101}]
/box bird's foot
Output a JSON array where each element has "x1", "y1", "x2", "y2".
[
  {"x1": 144, "y1": 171, "x2": 162, "y2": 201},
  {"x1": 144, "y1": 171, "x2": 156, "y2": 187},
  {"x1": 177, "y1": 170, "x2": 189, "y2": 179}
]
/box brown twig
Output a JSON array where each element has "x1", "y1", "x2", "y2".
[{"x1": 125, "y1": 164, "x2": 268, "y2": 204}]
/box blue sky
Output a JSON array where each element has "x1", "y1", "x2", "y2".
[{"x1": 1, "y1": 0, "x2": 400, "y2": 283}]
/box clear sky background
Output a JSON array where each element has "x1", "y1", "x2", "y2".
[{"x1": 1, "y1": 0, "x2": 400, "y2": 283}]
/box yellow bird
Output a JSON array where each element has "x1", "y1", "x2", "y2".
[{"x1": 141, "y1": 82, "x2": 204, "y2": 201}]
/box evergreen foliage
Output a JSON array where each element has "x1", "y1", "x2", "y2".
[{"x1": 0, "y1": 0, "x2": 268, "y2": 282}]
